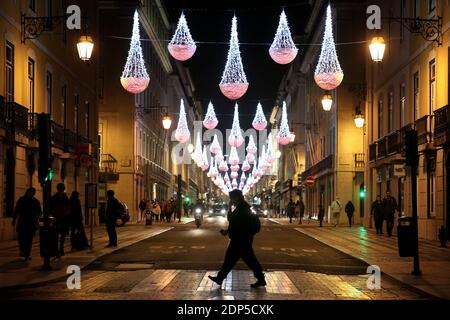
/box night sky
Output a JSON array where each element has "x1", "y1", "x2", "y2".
[{"x1": 163, "y1": 0, "x2": 311, "y2": 132}]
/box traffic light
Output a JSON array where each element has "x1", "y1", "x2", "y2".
[
  {"x1": 37, "y1": 113, "x2": 53, "y2": 185},
  {"x1": 359, "y1": 188, "x2": 366, "y2": 199},
  {"x1": 405, "y1": 129, "x2": 418, "y2": 167},
  {"x1": 185, "y1": 196, "x2": 190, "y2": 203}
]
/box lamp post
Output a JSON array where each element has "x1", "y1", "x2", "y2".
[{"x1": 321, "y1": 92, "x2": 333, "y2": 111}]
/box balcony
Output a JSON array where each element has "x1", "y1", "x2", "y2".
[
  {"x1": 387, "y1": 131, "x2": 400, "y2": 155},
  {"x1": 0, "y1": 101, "x2": 29, "y2": 137},
  {"x1": 377, "y1": 137, "x2": 387, "y2": 159},
  {"x1": 51, "y1": 121, "x2": 65, "y2": 149},
  {"x1": 64, "y1": 129, "x2": 78, "y2": 152},
  {"x1": 369, "y1": 143, "x2": 377, "y2": 162},
  {"x1": 434, "y1": 105, "x2": 449, "y2": 146},
  {"x1": 301, "y1": 155, "x2": 333, "y2": 179},
  {"x1": 415, "y1": 115, "x2": 432, "y2": 145},
  {"x1": 99, "y1": 153, "x2": 119, "y2": 182}
]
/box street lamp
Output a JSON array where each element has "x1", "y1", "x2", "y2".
[
  {"x1": 354, "y1": 111, "x2": 365, "y2": 128},
  {"x1": 187, "y1": 143, "x2": 194, "y2": 153},
  {"x1": 77, "y1": 35, "x2": 94, "y2": 61},
  {"x1": 162, "y1": 112, "x2": 172, "y2": 130},
  {"x1": 290, "y1": 131, "x2": 296, "y2": 143},
  {"x1": 321, "y1": 92, "x2": 333, "y2": 111},
  {"x1": 369, "y1": 36, "x2": 385, "y2": 63}
]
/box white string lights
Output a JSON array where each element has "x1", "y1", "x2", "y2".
[
  {"x1": 269, "y1": 9, "x2": 298, "y2": 65},
  {"x1": 209, "y1": 134, "x2": 221, "y2": 154},
  {"x1": 219, "y1": 16, "x2": 249, "y2": 100},
  {"x1": 120, "y1": 10, "x2": 150, "y2": 94},
  {"x1": 168, "y1": 12, "x2": 197, "y2": 61},
  {"x1": 228, "y1": 104, "x2": 244, "y2": 147},
  {"x1": 174, "y1": 99, "x2": 191, "y2": 143},
  {"x1": 203, "y1": 101, "x2": 219, "y2": 129},
  {"x1": 252, "y1": 102, "x2": 268, "y2": 131},
  {"x1": 314, "y1": 5, "x2": 344, "y2": 91},
  {"x1": 277, "y1": 101, "x2": 291, "y2": 145}
]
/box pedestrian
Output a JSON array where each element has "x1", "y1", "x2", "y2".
[
  {"x1": 166, "y1": 198, "x2": 174, "y2": 222},
  {"x1": 138, "y1": 199, "x2": 147, "y2": 222},
  {"x1": 69, "y1": 191, "x2": 89, "y2": 250},
  {"x1": 208, "y1": 189, "x2": 266, "y2": 288},
  {"x1": 175, "y1": 197, "x2": 182, "y2": 223},
  {"x1": 287, "y1": 199, "x2": 294, "y2": 223},
  {"x1": 345, "y1": 201, "x2": 355, "y2": 227},
  {"x1": 105, "y1": 190, "x2": 120, "y2": 247},
  {"x1": 298, "y1": 199, "x2": 305, "y2": 225},
  {"x1": 318, "y1": 204, "x2": 325, "y2": 227},
  {"x1": 50, "y1": 183, "x2": 70, "y2": 257},
  {"x1": 12, "y1": 188, "x2": 41, "y2": 260},
  {"x1": 371, "y1": 195, "x2": 384, "y2": 234},
  {"x1": 382, "y1": 191, "x2": 398, "y2": 237},
  {"x1": 330, "y1": 196, "x2": 342, "y2": 227},
  {"x1": 151, "y1": 200, "x2": 161, "y2": 222},
  {"x1": 159, "y1": 200, "x2": 166, "y2": 222}
]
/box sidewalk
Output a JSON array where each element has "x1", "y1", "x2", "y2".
[
  {"x1": 269, "y1": 217, "x2": 450, "y2": 299},
  {"x1": 0, "y1": 217, "x2": 193, "y2": 289}
]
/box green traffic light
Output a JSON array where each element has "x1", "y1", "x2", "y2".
[
  {"x1": 185, "y1": 196, "x2": 190, "y2": 203},
  {"x1": 359, "y1": 190, "x2": 365, "y2": 198},
  {"x1": 45, "y1": 169, "x2": 54, "y2": 182}
]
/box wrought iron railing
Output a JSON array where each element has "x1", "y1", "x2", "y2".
[
  {"x1": 369, "y1": 143, "x2": 377, "y2": 162},
  {"x1": 387, "y1": 131, "x2": 400, "y2": 155},
  {"x1": 377, "y1": 136, "x2": 387, "y2": 158},
  {"x1": 434, "y1": 105, "x2": 449, "y2": 144},
  {"x1": 51, "y1": 121, "x2": 64, "y2": 149},
  {"x1": 415, "y1": 115, "x2": 433, "y2": 145}
]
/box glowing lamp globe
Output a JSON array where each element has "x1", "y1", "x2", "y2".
[
  {"x1": 219, "y1": 83, "x2": 249, "y2": 101},
  {"x1": 322, "y1": 93, "x2": 333, "y2": 111},
  {"x1": 369, "y1": 36, "x2": 386, "y2": 63},
  {"x1": 77, "y1": 35, "x2": 94, "y2": 61},
  {"x1": 269, "y1": 47, "x2": 298, "y2": 65},
  {"x1": 120, "y1": 77, "x2": 149, "y2": 94},
  {"x1": 168, "y1": 44, "x2": 196, "y2": 61},
  {"x1": 162, "y1": 113, "x2": 172, "y2": 130},
  {"x1": 278, "y1": 136, "x2": 291, "y2": 145}
]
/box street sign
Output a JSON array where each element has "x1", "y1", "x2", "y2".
[{"x1": 306, "y1": 176, "x2": 314, "y2": 186}]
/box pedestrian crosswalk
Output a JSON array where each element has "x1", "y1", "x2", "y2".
[{"x1": 2, "y1": 268, "x2": 433, "y2": 300}]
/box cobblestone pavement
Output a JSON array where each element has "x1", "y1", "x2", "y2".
[{"x1": 0, "y1": 268, "x2": 434, "y2": 300}]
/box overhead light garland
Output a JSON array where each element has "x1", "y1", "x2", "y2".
[
  {"x1": 191, "y1": 131, "x2": 203, "y2": 163},
  {"x1": 314, "y1": 5, "x2": 344, "y2": 91},
  {"x1": 269, "y1": 9, "x2": 298, "y2": 65},
  {"x1": 228, "y1": 146, "x2": 240, "y2": 165},
  {"x1": 174, "y1": 99, "x2": 190, "y2": 143},
  {"x1": 120, "y1": 10, "x2": 150, "y2": 94},
  {"x1": 210, "y1": 134, "x2": 221, "y2": 154},
  {"x1": 228, "y1": 104, "x2": 244, "y2": 147},
  {"x1": 252, "y1": 102, "x2": 268, "y2": 131},
  {"x1": 246, "y1": 135, "x2": 257, "y2": 154},
  {"x1": 168, "y1": 12, "x2": 197, "y2": 61},
  {"x1": 200, "y1": 146, "x2": 209, "y2": 171},
  {"x1": 219, "y1": 16, "x2": 249, "y2": 100},
  {"x1": 277, "y1": 101, "x2": 291, "y2": 145},
  {"x1": 203, "y1": 101, "x2": 219, "y2": 129}
]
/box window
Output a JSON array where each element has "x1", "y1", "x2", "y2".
[
  {"x1": 378, "y1": 96, "x2": 383, "y2": 138},
  {"x1": 429, "y1": 59, "x2": 436, "y2": 114},
  {"x1": 28, "y1": 58, "x2": 35, "y2": 114},
  {"x1": 61, "y1": 84, "x2": 67, "y2": 127},
  {"x1": 388, "y1": 92, "x2": 393, "y2": 133},
  {"x1": 413, "y1": 0, "x2": 420, "y2": 18},
  {"x1": 74, "y1": 94, "x2": 79, "y2": 133},
  {"x1": 46, "y1": 71, "x2": 52, "y2": 116},
  {"x1": 429, "y1": 173, "x2": 435, "y2": 217},
  {"x1": 413, "y1": 72, "x2": 419, "y2": 121},
  {"x1": 400, "y1": 84, "x2": 406, "y2": 126},
  {"x1": 5, "y1": 42, "x2": 14, "y2": 103},
  {"x1": 428, "y1": 0, "x2": 436, "y2": 13},
  {"x1": 29, "y1": 0, "x2": 36, "y2": 12},
  {"x1": 400, "y1": 0, "x2": 406, "y2": 41}
]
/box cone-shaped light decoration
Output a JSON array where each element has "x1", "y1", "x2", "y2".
[
  {"x1": 223, "y1": 172, "x2": 230, "y2": 183},
  {"x1": 230, "y1": 164, "x2": 240, "y2": 172},
  {"x1": 240, "y1": 171, "x2": 247, "y2": 182},
  {"x1": 203, "y1": 101, "x2": 219, "y2": 129},
  {"x1": 228, "y1": 104, "x2": 244, "y2": 147},
  {"x1": 168, "y1": 12, "x2": 196, "y2": 61},
  {"x1": 266, "y1": 133, "x2": 275, "y2": 164},
  {"x1": 229, "y1": 146, "x2": 240, "y2": 165},
  {"x1": 246, "y1": 135, "x2": 257, "y2": 154},
  {"x1": 230, "y1": 171, "x2": 239, "y2": 179},
  {"x1": 252, "y1": 102, "x2": 268, "y2": 131},
  {"x1": 210, "y1": 134, "x2": 221, "y2": 154},
  {"x1": 219, "y1": 16, "x2": 249, "y2": 100},
  {"x1": 174, "y1": 99, "x2": 191, "y2": 143},
  {"x1": 215, "y1": 148, "x2": 224, "y2": 163},
  {"x1": 219, "y1": 159, "x2": 228, "y2": 172},
  {"x1": 314, "y1": 5, "x2": 344, "y2": 91},
  {"x1": 269, "y1": 10, "x2": 298, "y2": 65},
  {"x1": 210, "y1": 157, "x2": 219, "y2": 178},
  {"x1": 241, "y1": 159, "x2": 251, "y2": 172},
  {"x1": 121, "y1": 10, "x2": 150, "y2": 94},
  {"x1": 231, "y1": 178, "x2": 238, "y2": 188},
  {"x1": 277, "y1": 102, "x2": 291, "y2": 145},
  {"x1": 192, "y1": 131, "x2": 203, "y2": 163},
  {"x1": 246, "y1": 153, "x2": 255, "y2": 164},
  {"x1": 200, "y1": 146, "x2": 209, "y2": 171}
]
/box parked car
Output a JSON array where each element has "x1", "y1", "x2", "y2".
[{"x1": 117, "y1": 202, "x2": 130, "y2": 226}]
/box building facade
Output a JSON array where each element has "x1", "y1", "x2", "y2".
[
  {"x1": 0, "y1": 0, "x2": 99, "y2": 240},
  {"x1": 364, "y1": 0, "x2": 450, "y2": 240}
]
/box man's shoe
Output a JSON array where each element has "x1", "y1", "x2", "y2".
[
  {"x1": 208, "y1": 275, "x2": 223, "y2": 286},
  {"x1": 251, "y1": 279, "x2": 267, "y2": 288}
]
